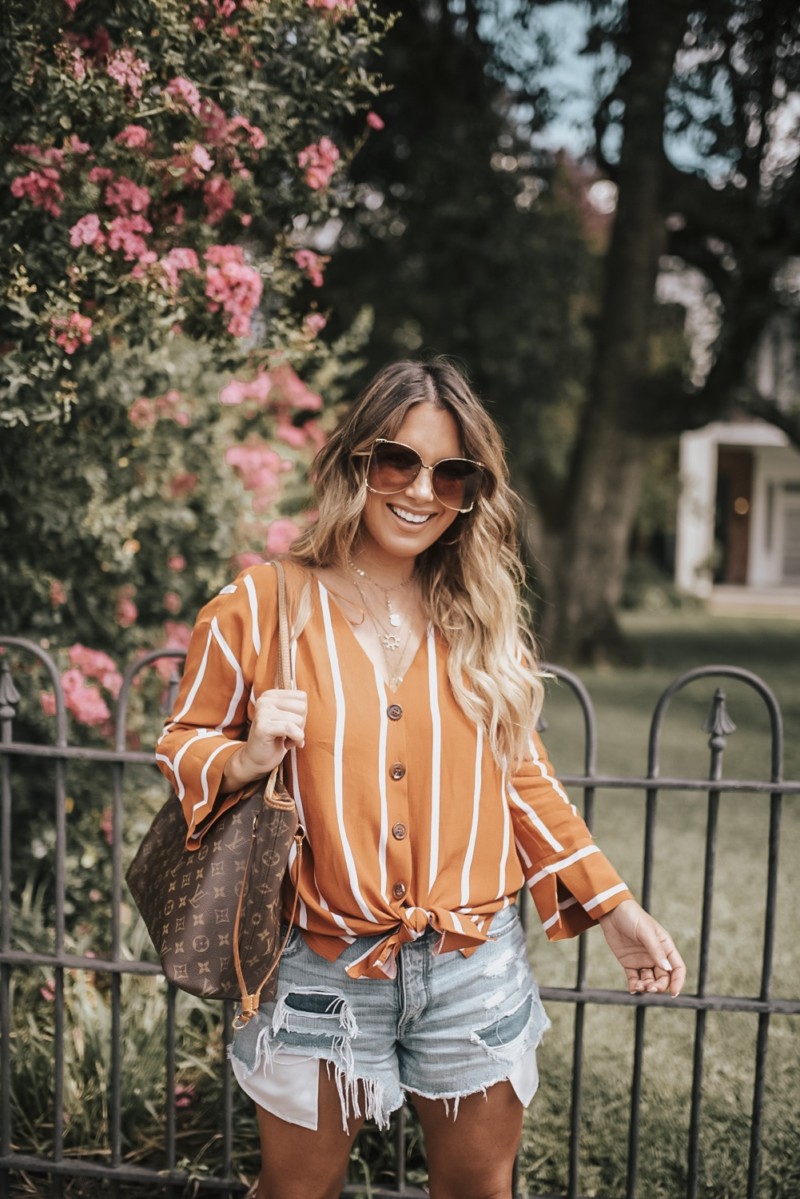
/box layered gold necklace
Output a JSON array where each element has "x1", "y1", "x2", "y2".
[{"x1": 348, "y1": 560, "x2": 416, "y2": 690}]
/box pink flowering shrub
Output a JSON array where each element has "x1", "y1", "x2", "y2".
[
  {"x1": 50, "y1": 312, "x2": 93, "y2": 354},
  {"x1": 298, "y1": 137, "x2": 340, "y2": 190},
  {"x1": 294, "y1": 248, "x2": 330, "y2": 288},
  {"x1": 4, "y1": 0, "x2": 387, "y2": 429},
  {"x1": 3, "y1": 0, "x2": 386, "y2": 751}
]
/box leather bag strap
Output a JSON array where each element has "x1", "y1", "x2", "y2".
[{"x1": 232, "y1": 560, "x2": 305, "y2": 1024}]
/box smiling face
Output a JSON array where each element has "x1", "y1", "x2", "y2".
[{"x1": 355, "y1": 402, "x2": 462, "y2": 570}]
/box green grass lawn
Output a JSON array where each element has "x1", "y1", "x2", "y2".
[{"x1": 520, "y1": 609, "x2": 800, "y2": 1199}]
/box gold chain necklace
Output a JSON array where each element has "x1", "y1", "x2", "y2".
[
  {"x1": 348, "y1": 559, "x2": 411, "y2": 630},
  {"x1": 351, "y1": 576, "x2": 414, "y2": 690}
]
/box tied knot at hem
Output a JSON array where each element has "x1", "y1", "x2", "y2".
[{"x1": 344, "y1": 905, "x2": 492, "y2": 980}]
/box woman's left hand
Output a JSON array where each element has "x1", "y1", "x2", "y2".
[{"x1": 598, "y1": 899, "x2": 686, "y2": 997}]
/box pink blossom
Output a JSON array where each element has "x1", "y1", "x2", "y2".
[
  {"x1": 107, "y1": 214, "x2": 152, "y2": 260},
  {"x1": 270, "y1": 363, "x2": 323, "y2": 411},
  {"x1": 158, "y1": 247, "x2": 200, "y2": 292},
  {"x1": 303, "y1": 312, "x2": 327, "y2": 337},
  {"x1": 225, "y1": 444, "x2": 282, "y2": 496},
  {"x1": 298, "y1": 137, "x2": 340, "y2": 190},
  {"x1": 204, "y1": 246, "x2": 263, "y2": 338},
  {"x1": 155, "y1": 389, "x2": 191, "y2": 426},
  {"x1": 294, "y1": 248, "x2": 329, "y2": 288},
  {"x1": 228, "y1": 115, "x2": 267, "y2": 151},
  {"x1": 107, "y1": 48, "x2": 149, "y2": 99},
  {"x1": 11, "y1": 168, "x2": 64, "y2": 217},
  {"x1": 40, "y1": 692, "x2": 57, "y2": 717},
  {"x1": 191, "y1": 143, "x2": 214, "y2": 173},
  {"x1": 174, "y1": 1083, "x2": 196, "y2": 1109},
  {"x1": 128, "y1": 396, "x2": 157, "y2": 429},
  {"x1": 266, "y1": 518, "x2": 302, "y2": 554},
  {"x1": 69, "y1": 48, "x2": 87, "y2": 82},
  {"x1": 203, "y1": 176, "x2": 236, "y2": 225},
  {"x1": 50, "y1": 312, "x2": 93, "y2": 355},
  {"x1": 219, "y1": 379, "x2": 248, "y2": 406},
  {"x1": 219, "y1": 368, "x2": 273, "y2": 407},
  {"x1": 50, "y1": 579, "x2": 67, "y2": 606},
  {"x1": 275, "y1": 418, "x2": 309, "y2": 449},
  {"x1": 198, "y1": 99, "x2": 229, "y2": 147},
  {"x1": 62, "y1": 668, "x2": 112, "y2": 726},
  {"x1": 67, "y1": 645, "x2": 122, "y2": 697},
  {"x1": 165, "y1": 76, "x2": 202, "y2": 116},
  {"x1": 168, "y1": 554, "x2": 186, "y2": 571},
  {"x1": 116, "y1": 592, "x2": 138, "y2": 628},
  {"x1": 366, "y1": 111, "x2": 385, "y2": 131},
  {"x1": 69, "y1": 213, "x2": 104, "y2": 249},
  {"x1": 13, "y1": 143, "x2": 65, "y2": 167},
  {"x1": 40, "y1": 979, "x2": 56, "y2": 1002},
  {"x1": 235, "y1": 551, "x2": 264, "y2": 569},
  {"x1": 115, "y1": 124, "x2": 151, "y2": 150},
  {"x1": 88, "y1": 165, "x2": 114, "y2": 187},
  {"x1": 63, "y1": 0, "x2": 81, "y2": 12},
  {"x1": 89, "y1": 888, "x2": 102, "y2": 902},
  {"x1": 307, "y1": 0, "x2": 356, "y2": 11},
  {"x1": 241, "y1": 213, "x2": 252, "y2": 227},
  {"x1": 105, "y1": 176, "x2": 150, "y2": 215},
  {"x1": 164, "y1": 591, "x2": 182, "y2": 614},
  {"x1": 65, "y1": 135, "x2": 91, "y2": 155},
  {"x1": 170, "y1": 472, "x2": 199, "y2": 498}
]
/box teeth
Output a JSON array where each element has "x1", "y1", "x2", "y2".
[{"x1": 389, "y1": 505, "x2": 431, "y2": 525}]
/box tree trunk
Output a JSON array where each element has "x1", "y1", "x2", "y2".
[{"x1": 542, "y1": 0, "x2": 691, "y2": 663}]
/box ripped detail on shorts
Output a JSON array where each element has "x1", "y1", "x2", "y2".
[{"x1": 229, "y1": 985, "x2": 400, "y2": 1133}]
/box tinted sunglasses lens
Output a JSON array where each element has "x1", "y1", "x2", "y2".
[
  {"x1": 368, "y1": 442, "x2": 421, "y2": 492},
  {"x1": 432, "y1": 459, "x2": 483, "y2": 509}
]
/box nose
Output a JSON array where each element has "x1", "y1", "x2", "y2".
[{"x1": 405, "y1": 464, "x2": 435, "y2": 503}]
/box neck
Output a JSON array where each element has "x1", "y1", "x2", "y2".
[{"x1": 348, "y1": 549, "x2": 416, "y2": 589}]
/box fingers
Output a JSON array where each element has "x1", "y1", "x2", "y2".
[
  {"x1": 253, "y1": 690, "x2": 308, "y2": 744},
  {"x1": 627, "y1": 919, "x2": 685, "y2": 998}
]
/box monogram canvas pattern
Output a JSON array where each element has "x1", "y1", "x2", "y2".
[{"x1": 127, "y1": 780, "x2": 299, "y2": 1003}]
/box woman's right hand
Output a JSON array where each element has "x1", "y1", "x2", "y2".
[{"x1": 221, "y1": 689, "x2": 307, "y2": 793}]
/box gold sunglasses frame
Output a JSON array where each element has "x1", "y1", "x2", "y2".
[{"x1": 353, "y1": 439, "x2": 486, "y2": 514}]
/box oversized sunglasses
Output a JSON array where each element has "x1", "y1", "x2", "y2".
[{"x1": 354, "y1": 439, "x2": 486, "y2": 513}]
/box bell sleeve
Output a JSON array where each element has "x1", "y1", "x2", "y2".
[
  {"x1": 155, "y1": 565, "x2": 278, "y2": 847},
  {"x1": 508, "y1": 729, "x2": 633, "y2": 939}
]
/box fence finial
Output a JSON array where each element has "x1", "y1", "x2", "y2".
[
  {"x1": 0, "y1": 658, "x2": 21, "y2": 722},
  {"x1": 702, "y1": 686, "x2": 737, "y2": 751}
]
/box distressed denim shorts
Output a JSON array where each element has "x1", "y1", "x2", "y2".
[{"x1": 229, "y1": 903, "x2": 550, "y2": 1132}]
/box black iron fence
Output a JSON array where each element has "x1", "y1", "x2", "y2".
[{"x1": 1, "y1": 635, "x2": 798, "y2": 1198}]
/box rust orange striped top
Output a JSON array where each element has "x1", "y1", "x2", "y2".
[{"x1": 156, "y1": 562, "x2": 633, "y2": 979}]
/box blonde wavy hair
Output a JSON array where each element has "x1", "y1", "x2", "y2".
[{"x1": 290, "y1": 357, "x2": 544, "y2": 767}]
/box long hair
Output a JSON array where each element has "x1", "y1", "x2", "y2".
[{"x1": 290, "y1": 357, "x2": 544, "y2": 766}]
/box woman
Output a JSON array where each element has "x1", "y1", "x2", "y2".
[{"x1": 157, "y1": 358, "x2": 685, "y2": 1199}]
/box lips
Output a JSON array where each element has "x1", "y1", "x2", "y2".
[{"x1": 388, "y1": 504, "x2": 435, "y2": 526}]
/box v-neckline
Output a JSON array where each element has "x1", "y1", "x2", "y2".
[{"x1": 317, "y1": 577, "x2": 429, "y2": 694}]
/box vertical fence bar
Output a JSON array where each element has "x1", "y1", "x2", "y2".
[
  {"x1": 110, "y1": 759, "x2": 125, "y2": 1185},
  {"x1": 0, "y1": 662, "x2": 19, "y2": 1198},
  {"x1": 53, "y1": 700, "x2": 69, "y2": 1199},
  {"x1": 747, "y1": 677, "x2": 785, "y2": 1199},
  {"x1": 687, "y1": 687, "x2": 731, "y2": 1199},
  {"x1": 223, "y1": 1001, "x2": 236, "y2": 1186},
  {"x1": 626, "y1": 783, "x2": 658, "y2": 1199},
  {"x1": 543, "y1": 666, "x2": 597, "y2": 1199}
]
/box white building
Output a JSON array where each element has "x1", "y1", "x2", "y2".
[{"x1": 675, "y1": 314, "x2": 800, "y2": 610}]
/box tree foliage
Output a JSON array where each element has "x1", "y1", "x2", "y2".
[{"x1": 320, "y1": 0, "x2": 800, "y2": 659}]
